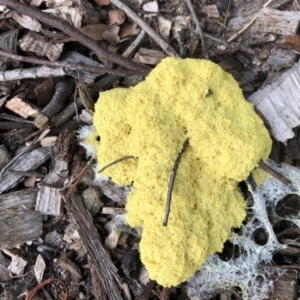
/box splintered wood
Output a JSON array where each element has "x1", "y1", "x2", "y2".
[
  {"x1": 36, "y1": 186, "x2": 63, "y2": 216},
  {"x1": 248, "y1": 63, "x2": 300, "y2": 142}
]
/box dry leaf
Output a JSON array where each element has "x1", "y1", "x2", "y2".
[
  {"x1": 120, "y1": 23, "x2": 141, "y2": 38},
  {"x1": 55, "y1": 24, "x2": 108, "y2": 43},
  {"x1": 80, "y1": 23, "x2": 108, "y2": 41},
  {"x1": 108, "y1": 9, "x2": 125, "y2": 26},
  {"x1": 102, "y1": 24, "x2": 120, "y2": 45}
]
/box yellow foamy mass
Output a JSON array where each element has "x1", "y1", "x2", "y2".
[{"x1": 89, "y1": 57, "x2": 271, "y2": 287}]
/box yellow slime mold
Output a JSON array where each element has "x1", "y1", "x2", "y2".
[{"x1": 87, "y1": 57, "x2": 272, "y2": 287}]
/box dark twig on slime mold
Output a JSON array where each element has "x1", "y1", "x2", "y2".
[
  {"x1": 259, "y1": 160, "x2": 291, "y2": 186},
  {"x1": 97, "y1": 156, "x2": 135, "y2": 174},
  {"x1": 163, "y1": 139, "x2": 189, "y2": 227}
]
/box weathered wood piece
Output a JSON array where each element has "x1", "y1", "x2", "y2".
[
  {"x1": 34, "y1": 254, "x2": 46, "y2": 283},
  {"x1": 1, "y1": 249, "x2": 27, "y2": 275},
  {"x1": 12, "y1": 12, "x2": 41, "y2": 32},
  {"x1": 36, "y1": 186, "x2": 63, "y2": 216},
  {"x1": 19, "y1": 32, "x2": 63, "y2": 61},
  {"x1": 253, "y1": 7, "x2": 300, "y2": 35},
  {"x1": 60, "y1": 51, "x2": 105, "y2": 83},
  {"x1": 5, "y1": 95, "x2": 40, "y2": 118},
  {"x1": 248, "y1": 63, "x2": 300, "y2": 142},
  {"x1": 64, "y1": 193, "x2": 123, "y2": 300},
  {"x1": 0, "y1": 147, "x2": 51, "y2": 194},
  {"x1": 36, "y1": 143, "x2": 69, "y2": 215},
  {"x1": 0, "y1": 29, "x2": 19, "y2": 63},
  {"x1": 0, "y1": 188, "x2": 43, "y2": 248},
  {"x1": 267, "y1": 48, "x2": 297, "y2": 70},
  {"x1": 134, "y1": 48, "x2": 166, "y2": 65},
  {"x1": 96, "y1": 179, "x2": 128, "y2": 205}
]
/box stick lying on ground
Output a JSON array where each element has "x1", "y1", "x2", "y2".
[{"x1": 0, "y1": 0, "x2": 147, "y2": 71}]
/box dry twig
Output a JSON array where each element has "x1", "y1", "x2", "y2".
[
  {"x1": 163, "y1": 139, "x2": 189, "y2": 226},
  {"x1": 185, "y1": 0, "x2": 208, "y2": 59},
  {"x1": 0, "y1": 0, "x2": 146, "y2": 71},
  {"x1": 110, "y1": 0, "x2": 179, "y2": 57},
  {"x1": 259, "y1": 161, "x2": 291, "y2": 186},
  {"x1": 97, "y1": 155, "x2": 135, "y2": 173},
  {"x1": 0, "y1": 49, "x2": 148, "y2": 77}
]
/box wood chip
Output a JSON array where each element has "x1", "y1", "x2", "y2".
[
  {"x1": 134, "y1": 47, "x2": 166, "y2": 65},
  {"x1": 54, "y1": 257, "x2": 82, "y2": 283},
  {"x1": 254, "y1": 7, "x2": 300, "y2": 35},
  {"x1": 36, "y1": 186, "x2": 63, "y2": 216},
  {"x1": 202, "y1": 4, "x2": 220, "y2": 19},
  {"x1": 11, "y1": 12, "x2": 42, "y2": 32},
  {"x1": 5, "y1": 96, "x2": 40, "y2": 119},
  {"x1": 0, "y1": 188, "x2": 43, "y2": 248},
  {"x1": 34, "y1": 254, "x2": 46, "y2": 283},
  {"x1": 1, "y1": 249, "x2": 27, "y2": 276},
  {"x1": 248, "y1": 62, "x2": 300, "y2": 142},
  {"x1": 0, "y1": 147, "x2": 51, "y2": 194},
  {"x1": 157, "y1": 15, "x2": 171, "y2": 41},
  {"x1": 19, "y1": 32, "x2": 64, "y2": 61},
  {"x1": 40, "y1": 136, "x2": 58, "y2": 148},
  {"x1": 143, "y1": 0, "x2": 158, "y2": 16}
]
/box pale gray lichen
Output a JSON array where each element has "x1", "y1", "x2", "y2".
[{"x1": 187, "y1": 159, "x2": 300, "y2": 300}]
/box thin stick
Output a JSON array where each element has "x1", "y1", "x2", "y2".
[
  {"x1": 227, "y1": 0, "x2": 272, "y2": 43},
  {"x1": 0, "y1": 0, "x2": 146, "y2": 71},
  {"x1": 222, "y1": 0, "x2": 232, "y2": 40},
  {"x1": 163, "y1": 139, "x2": 189, "y2": 227},
  {"x1": 185, "y1": 0, "x2": 208, "y2": 59},
  {"x1": 259, "y1": 161, "x2": 291, "y2": 186},
  {"x1": 110, "y1": 0, "x2": 179, "y2": 57},
  {"x1": 98, "y1": 156, "x2": 135, "y2": 173},
  {"x1": 0, "y1": 49, "x2": 147, "y2": 77}
]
